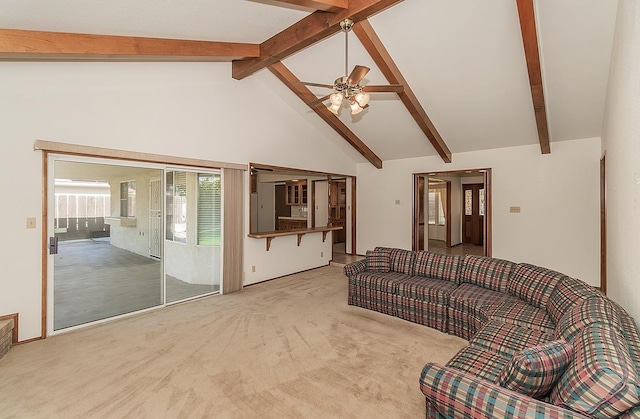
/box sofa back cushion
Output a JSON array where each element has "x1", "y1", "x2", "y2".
[
  {"x1": 365, "y1": 249, "x2": 391, "y2": 273},
  {"x1": 459, "y1": 255, "x2": 514, "y2": 292},
  {"x1": 375, "y1": 247, "x2": 415, "y2": 276},
  {"x1": 547, "y1": 277, "x2": 601, "y2": 324},
  {"x1": 550, "y1": 324, "x2": 640, "y2": 419},
  {"x1": 496, "y1": 340, "x2": 573, "y2": 399},
  {"x1": 507, "y1": 263, "x2": 567, "y2": 310},
  {"x1": 554, "y1": 295, "x2": 623, "y2": 343},
  {"x1": 413, "y1": 251, "x2": 461, "y2": 283}
]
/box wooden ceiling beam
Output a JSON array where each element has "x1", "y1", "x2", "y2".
[
  {"x1": 353, "y1": 20, "x2": 452, "y2": 163},
  {"x1": 0, "y1": 29, "x2": 259, "y2": 61},
  {"x1": 232, "y1": 0, "x2": 403, "y2": 80},
  {"x1": 268, "y1": 61, "x2": 383, "y2": 169},
  {"x1": 275, "y1": 0, "x2": 348, "y2": 12},
  {"x1": 516, "y1": 0, "x2": 551, "y2": 154}
]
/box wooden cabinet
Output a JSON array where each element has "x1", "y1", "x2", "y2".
[
  {"x1": 286, "y1": 181, "x2": 307, "y2": 205},
  {"x1": 278, "y1": 218, "x2": 307, "y2": 230}
]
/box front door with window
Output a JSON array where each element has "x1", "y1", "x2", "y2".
[{"x1": 463, "y1": 183, "x2": 484, "y2": 246}]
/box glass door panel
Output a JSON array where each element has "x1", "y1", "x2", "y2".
[
  {"x1": 165, "y1": 170, "x2": 221, "y2": 303},
  {"x1": 51, "y1": 159, "x2": 163, "y2": 331}
]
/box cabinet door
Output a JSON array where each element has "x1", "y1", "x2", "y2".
[{"x1": 286, "y1": 184, "x2": 295, "y2": 205}]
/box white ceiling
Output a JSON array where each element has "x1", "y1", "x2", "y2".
[{"x1": 0, "y1": 0, "x2": 620, "y2": 163}]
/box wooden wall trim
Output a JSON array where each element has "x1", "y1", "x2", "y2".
[
  {"x1": 350, "y1": 177, "x2": 357, "y2": 255},
  {"x1": 41, "y1": 152, "x2": 48, "y2": 339},
  {"x1": 600, "y1": 154, "x2": 607, "y2": 295},
  {"x1": 34, "y1": 140, "x2": 247, "y2": 171},
  {"x1": 484, "y1": 169, "x2": 493, "y2": 257},
  {"x1": 445, "y1": 181, "x2": 452, "y2": 248}
]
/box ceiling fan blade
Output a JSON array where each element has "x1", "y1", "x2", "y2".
[
  {"x1": 297, "y1": 81, "x2": 335, "y2": 89},
  {"x1": 308, "y1": 95, "x2": 331, "y2": 107},
  {"x1": 347, "y1": 65, "x2": 370, "y2": 85},
  {"x1": 362, "y1": 84, "x2": 404, "y2": 93}
]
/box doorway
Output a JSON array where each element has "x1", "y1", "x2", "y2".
[{"x1": 413, "y1": 169, "x2": 491, "y2": 257}]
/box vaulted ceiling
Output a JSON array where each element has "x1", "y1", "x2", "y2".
[{"x1": 0, "y1": 0, "x2": 619, "y2": 167}]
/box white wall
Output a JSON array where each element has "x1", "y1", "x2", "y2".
[
  {"x1": 0, "y1": 61, "x2": 357, "y2": 340},
  {"x1": 601, "y1": 0, "x2": 640, "y2": 324},
  {"x1": 345, "y1": 179, "x2": 353, "y2": 253},
  {"x1": 314, "y1": 181, "x2": 329, "y2": 227},
  {"x1": 107, "y1": 171, "x2": 154, "y2": 257},
  {"x1": 357, "y1": 137, "x2": 601, "y2": 286},
  {"x1": 450, "y1": 178, "x2": 463, "y2": 246}
]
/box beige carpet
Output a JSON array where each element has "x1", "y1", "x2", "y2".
[{"x1": 0, "y1": 265, "x2": 466, "y2": 418}]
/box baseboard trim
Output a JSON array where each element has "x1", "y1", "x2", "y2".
[{"x1": 15, "y1": 336, "x2": 43, "y2": 346}]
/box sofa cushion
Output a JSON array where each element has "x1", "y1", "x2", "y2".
[
  {"x1": 496, "y1": 340, "x2": 574, "y2": 399},
  {"x1": 550, "y1": 324, "x2": 640, "y2": 419},
  {"x1": 547, "y1": 277, "x2": 601, "y2": 324},
  {"x1": 365, "y1": 249, "x2": 390, "y2": 273},
  {"x1": 459, "y1": 255, "x2": 514, "y2": 292},
  {"x1": 413, "y1": 251, "x2": 461, "y2": 283},
  {"x1": 507, "y1": 263, "x2": 567, "y2": 309},
  {"x1": 396, "y1": 276, "x2": 457, "y2": 305},
  {"x1": 482, "y1": 300, "x2": 555, "y2": 334},
  {"x1": 471, "y1": 320, "x2": 554, "y2": 358},
  {"x1": 608, "y1": 299, "x2": 640, "y2": 375},
  {"x1": 375, "y1": 247, "x2": 415, "y2": 276},
  {"x1": 446, "y1": 345, "x2": 510, "y2": 383},
  {"x1": 350, "y1": 271, "x2": 408, "y2": 293},
  {"x1": 554, "y1": 295, "x2": 624, "y2": 343},
  {"x1": 450, "y1": 283, "x2": 520, "y2": 312}
]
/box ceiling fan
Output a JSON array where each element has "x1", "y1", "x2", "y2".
[{"x1": 299, "y1": 18, "x2": 404, "y2": 116}]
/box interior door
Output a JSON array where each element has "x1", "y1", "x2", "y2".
[{"x1": 463, "y1": 183, "x2": 484, "y2": 246}]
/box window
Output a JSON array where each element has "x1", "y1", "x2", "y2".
[
  {"x1": 428, "y1": 188, "x2": 446, "y2": 226},
  {"x1": 166, "y1": 171, "x2": 187, "y2": 243},
  {"x1": 120, "y1": 181, "x2": 136, "y2": 218},
  {"x1": 197, "y1": 173, "x2": 221, "y2": 246}
]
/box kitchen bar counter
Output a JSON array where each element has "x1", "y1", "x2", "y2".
[{"x1": 248, "y1": 225, "x2": 343, "y2": 251}]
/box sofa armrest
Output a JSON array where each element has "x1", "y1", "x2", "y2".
[
  {"x1": 419, "y1": 363, "x2": 588, "y2": 419},
  {"x1": 344, "y1": 259, "x2": 366, "y2": 279}
]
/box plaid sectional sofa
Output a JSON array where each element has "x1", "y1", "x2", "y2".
[{"x1": 344, "y1": 247, "x2": 640, "y2": 418}]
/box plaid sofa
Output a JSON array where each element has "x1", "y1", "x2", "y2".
[{"x1": 344, "y1": 248, "x2": 640, "y2": 418}]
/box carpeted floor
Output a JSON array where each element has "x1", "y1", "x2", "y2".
[{"x1": 0, "y1": 265, "x2": 466, "y2": 418}]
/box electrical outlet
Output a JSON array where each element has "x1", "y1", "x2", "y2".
[
  {"x1": 395, "y1": 199, "x2": 400, "y2": 205},
  {"x1": 510, "y1": 206, "x2": 521, "y2": 213},
  {"x1": 251, "y1": 265, "x2": 256, "y2": 273},
  {"x1": 26, "y1": 217, "x2": 36, "y2": 229}
]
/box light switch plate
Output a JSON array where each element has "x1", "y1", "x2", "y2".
[
  {"x1": 26, "y1": 217, "x2": 37, "y2": 229},
  {"x1": 509, "y1": 206, "x2": 521, "y2": 213}
]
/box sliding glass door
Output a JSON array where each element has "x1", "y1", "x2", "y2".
[
  {"x1": 48, "y1": 157, "x2": 222, "y2": 333},
  {"x1": 165, "y1": 170, "x2": 221, "y2": 303}
]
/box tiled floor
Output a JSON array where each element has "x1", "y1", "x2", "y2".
[
  {"x1": 331, "y1": 242, "x2": 364, "y2": 266},
  {"x1": 428, "y1": 239, "x2": 485, "y2": 256}
]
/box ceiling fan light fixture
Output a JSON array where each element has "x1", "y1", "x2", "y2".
[
  {"x1": 329, "y1": 92, "x2": 344, "y2": 106},
  {"x1": 328, "y1": 102, "x2": 341, "y2": 115},
  {"x1": 350, "y1": 100, "x2": 364, "y2": 115},
  {"x1": 354, "y1": 91, "x2": 370, "y2": 107}
]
